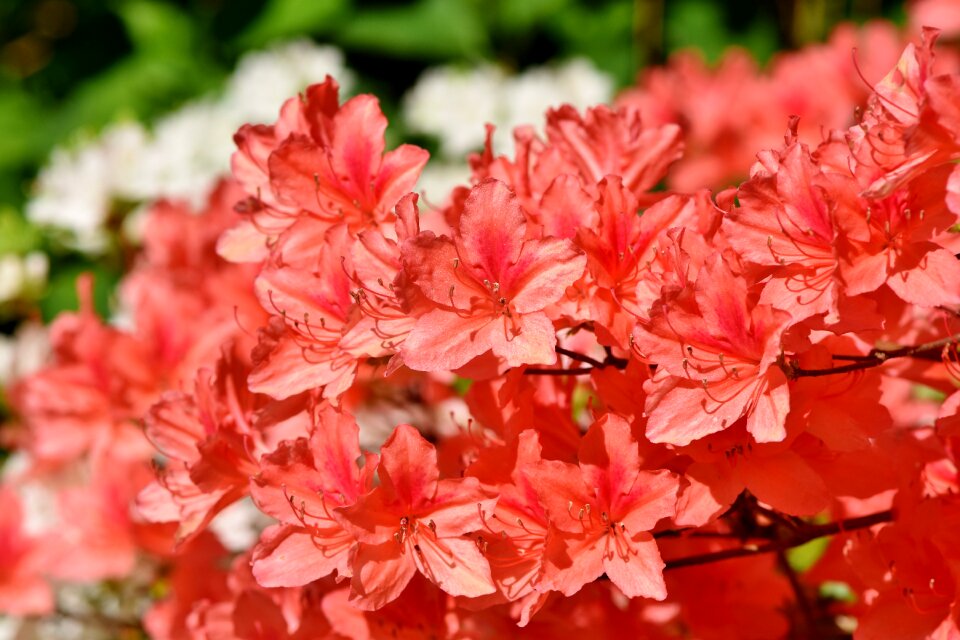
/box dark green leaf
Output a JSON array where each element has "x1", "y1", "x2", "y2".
[
  {"x1": 238, "y1": 0, "x2": 348, "y2": 47},
  {"x1": 338, "y1": 0, "x2": 488, "y2": 60}
]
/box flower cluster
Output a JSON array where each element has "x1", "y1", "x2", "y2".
[
  {"x1": 26, "y1": 41, "x2": 353, "y2": 252},
  {"x1": 5, "y1": 23, "x2": 960, "y2": 640}
]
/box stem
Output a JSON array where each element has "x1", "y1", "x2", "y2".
[
  {"x1": 781, "y1": 333, "x2": 960, "y2": 379},
  {"x1": 524, "y1": 347, "x2": 630, "y2": 376},
  {"x1": 523, "y1": 366, "x2": 594, "y2": 376},
  {"x1": 777, "y1": 547, "x2": 817, "y2": 638},
  {"x1": 556, "y1": 346, "x2": 606, "y2": 368},
  {"x1": 663, "y1": 509, "x2": 893, "y2": 570}
]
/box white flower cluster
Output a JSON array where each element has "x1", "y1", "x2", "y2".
[
  {"x1": 0, "y1": 252, "x2": 47, "y2": 306},
  {"x1": 403, "y1": 57, "x2": 614, "y2": 204},
  {"x1": 0, "y1": 322, "x2": 49, "y2": 388},
  {"x1": 404, "y1": 57, "x2": 613, "y2": 157},
  {"x1": 26, "y1": 41, "x2": 354, "y2": 252}
]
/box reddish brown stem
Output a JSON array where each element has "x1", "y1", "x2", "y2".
[
  {"x1": 524, "y1": 347, "x2": 630, "y2": 376},
  {"x1": 523, "y1": 366, "x2": 595, "y2": 376},
  {"x1": 664, "y1": 509, "x2": 893, "y2": 570},
  {"x1": 780, "y1": 333, "x2": 960, "y2": 379}
]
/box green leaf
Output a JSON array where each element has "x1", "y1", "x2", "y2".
[
  {"x1": 116, "y1": 0, "x2": 197, "y2": 56},
  {"x1": 819, "y1": 580, "x2": 856, "y2": 603},
  {"x1": 338, "y1": 0, "x2": 488, "y2": 60},
  {"x1": 40, "y1": 262, "x2": 120, "y2": 321},
  {"x1": 786, "y1": 535, "x2": 830, "y2": 572},
  {"x1": 50, "y1": 53, "x2": 220, "y2": 140},
  {"x1": 452, "y1": 377, "x2": 473, "y2": 396},
  {"x1": 571, "y1": 384, "x2": 595, "y2": 422},
  {"x1": 665, "y1": 0, "x2": 730, "y2": 62},
  {"x1": 495, "y1": 0, "x2": 571, "y2": 33},
  {"x1": 0, "y1": 208, "x2": 42, "y2": 254},
  {"x1": 238, "y1": 0, "x2": 348, "y2": 47},
  {"x1": 547, "y1": 1, "x2": 636, "y2": 87},
  {"x1": 912, "y1": 384, "x2": 948, "y2": 403},
  {"x1": 0, "y1": 89, "x2": 49, "y2": 168}
]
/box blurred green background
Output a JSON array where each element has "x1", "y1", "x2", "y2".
[{"x1": 0, "y1": 0, "x2": 907, "y2": 210}]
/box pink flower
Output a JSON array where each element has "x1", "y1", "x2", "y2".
[
  {"x1": 337, "y1": 424, "x2": 497, "y2": 609},
  {"x1": 400, "y1": 179, "x2": 586, "y2": 371}
]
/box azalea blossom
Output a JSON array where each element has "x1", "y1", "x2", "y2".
[
  {"x1": 400, "y1": 178, "x2": 586, "y2": 371},
  {"x1": 338, "y1": 424, "x2": 498, "y2": 609}
]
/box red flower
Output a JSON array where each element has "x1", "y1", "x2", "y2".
[
  {"x1": 338, "y1": 424, "x2": 497, "y2": 609},
  {"x1": 532, "y1": 413, "x2": 679, "y2": 599},
  {"x1": 400, "y1": 179, "x2": 586, "y2": 371},
  {"x1": 249, "y1": 406, "x2": 373, "y2": 588},
  {"x1": 633, "y1": 253, "x2": 792, "y2": 445}
]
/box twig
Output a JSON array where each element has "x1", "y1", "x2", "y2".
[
  {"x1": 780, "y1": 333, "x2": 960, "y2": 379},
  {"x1": 523, "y1": 366, "x2": 595, "y2": 376},
  {"x1": 556, "y1": 346, "x2": 606, "y2": 368},
  {"x1": 664, "y1": 509, "x2": 893, "y2": 570},
  {"x1": 524, "y1": 347, "x2": 630, "y2": 376}
]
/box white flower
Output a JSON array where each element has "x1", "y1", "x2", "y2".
[
  {"x1": 0, "y1": 251, "x2": 48, "y2": 304},
  {"x1": 403, "y1": 64, "x2": 506, "y2": 156},
  {"x1": 209, "y1": 497, "x2": 272, "y2": 552},
  {"x1": 121, "y1": 99, "x2": 234, "y2": 207},
  {"x1": 503, "y1": 58, "x2": 614, "y2": 135},
  {"x1": 0, "y1": 321, "x2": 49, "y2": 387},
  {"x1": 403, "y1": 57, "x2": 614, "y2": 158},
  {"x1": 26, "y1": 41, "x2": 354, "y2": 250},
  {"x1": 415, "y1": 162, "x2": 470, "y2": 208},
  {"x1": 27, "y1": 122, "x2": 148, "y2": 252},
  {"x1": 224, "y1": 40, "x2": 354, "y2": 125}
]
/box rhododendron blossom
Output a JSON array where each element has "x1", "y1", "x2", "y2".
[
  {"x1": 339, "y1": 424, "x2": 497, "y2": 609},
  {"x1": 401, "y1": 178, "x2": 586, "y2": 371},
  {"x1": 533, "y1": 414, "x2": 678, "y2": 599},
  {"x1": 9, "y1": 20, "x2": 960, "y2": 640}
]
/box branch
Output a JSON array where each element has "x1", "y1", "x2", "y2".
[
  {"x1": 556, "y1": 346, "x2": 606, "y2": 368},
  {"x1": 523, "y1": 366, "x2": 595, "y2": 376},
  {"x1": 780, "y1": 333, "x2": 960, "y2": 379},
  {"x1": 663, "y1": 509, "x2": 893, "y2": 571},
  {"x1": 524, "y1": 347, "x2": 629, "y2": 376},
  {"x1": 776, "y1": 547, "x2": 817, "y2": 638}
]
